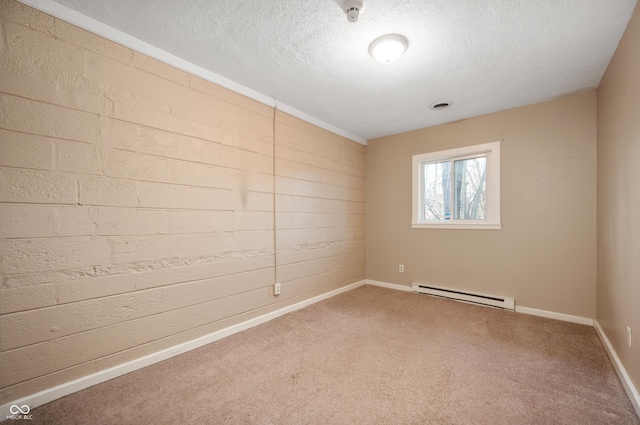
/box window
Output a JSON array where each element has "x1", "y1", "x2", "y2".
[{"x1": 412, "y1": 141, "x2": 501, "y2": 229}]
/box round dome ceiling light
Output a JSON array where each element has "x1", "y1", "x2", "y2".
[
  {"x1": 369, "y1": 34, "x2": 408, "y2": 64},
  {"x1": 430, "y1": 101, "x2": 453, "y2": 110}
]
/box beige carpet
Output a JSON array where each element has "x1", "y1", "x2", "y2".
[{"x1": 27, "y1": 286, "x2": 639, "y2": 424}]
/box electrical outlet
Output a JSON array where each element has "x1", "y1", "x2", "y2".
[
  {"x1": 399, "y1": 264, "x2": 405, "y2": 273},
  {"x1": 274, "y1": 282, "x2": 281, "y2": 296},
  {"x1": 627, "y1": 326, "x2": 632, "y2": 348}
]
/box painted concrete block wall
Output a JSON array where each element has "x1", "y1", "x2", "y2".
[
  {"x1": 274, "y1": 112, "x2": 366, "y2": 298},
  {"x1": 366, "y1": 91, "x2": 597, "y2": 319},
  {"x1": 0, "y1": 0, "x2": 366, "y2": 404}
]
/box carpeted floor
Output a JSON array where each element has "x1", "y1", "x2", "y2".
[{"x1": 28, "y1": 285, "x2": 639, "y2": 424}]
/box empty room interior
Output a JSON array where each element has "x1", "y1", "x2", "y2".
[{"x1": 0, "y1": 0, "x2": 639, "y2": 423}]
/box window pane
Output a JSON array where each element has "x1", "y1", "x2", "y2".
[
  {"x1": 422, "y1": 161, "x2": 451, "y2": 220},
  {"x1": 454, "y1": 157, "x2": 486, "y2": 220}
]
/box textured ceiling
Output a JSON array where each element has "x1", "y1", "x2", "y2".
[{"x1": 27, "y1": 0, "x2": 638, "y2": 141}]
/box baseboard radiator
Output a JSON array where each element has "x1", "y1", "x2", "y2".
[{"x1": 412, "y1": 283, "x2": 515, "y2": 311}]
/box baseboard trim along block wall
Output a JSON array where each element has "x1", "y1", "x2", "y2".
[
  {"x1": 0, "y1": 280, "x2": 366, "y2": 416},
  {"x1": 5, "y1": 280, "x2": 638, "y2": 419},
  {"x1": 594, "y1": 321, "x2": 640, "y2": 418}
]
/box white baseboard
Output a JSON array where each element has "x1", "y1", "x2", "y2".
[
  {"x1": 594, "y1": 320, "x2": 640, "y2": 418},
  {"x1": 368, "y1": 280, "x2": 594, "y2": 325},
  {"x1": 514, "y1": 306, "x2": 594, "y2": 326},
  {"x1": 366, "y1": 279, "x2": 412, "y2": 292},
  {"x1": 1, "y1": 280, "x2": 366, "y2": 416}
]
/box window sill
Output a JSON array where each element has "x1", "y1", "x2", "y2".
[{"x1": 411, "y1": 222, "x2": 502, "y2": 230}]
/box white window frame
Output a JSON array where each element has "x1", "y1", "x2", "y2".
[{"x1": 412, "y1": 141, "x2": 501, "y2": 230}]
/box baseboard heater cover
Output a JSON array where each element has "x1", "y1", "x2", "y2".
[{"x1": 412, "y1": 283, "x2": 515, "y2": 311}]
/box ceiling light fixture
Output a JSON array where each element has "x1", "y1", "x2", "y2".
[{"x1": 369, "y1": 34, "x2": 409, "y2": 64}]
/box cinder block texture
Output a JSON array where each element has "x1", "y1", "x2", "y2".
[{"x1": 0, "y1": 0, "x2": 365, "y2": 404}]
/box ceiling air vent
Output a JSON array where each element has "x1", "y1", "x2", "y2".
[{"x1": 430, "y1": 101, "x2": 452, "y2": 110}]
